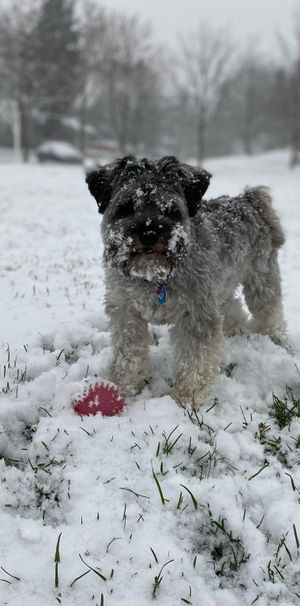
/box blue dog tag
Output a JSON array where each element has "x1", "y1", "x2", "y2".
[{"x1": 157, "y1": 284, "x2": 167, "y2": 304}]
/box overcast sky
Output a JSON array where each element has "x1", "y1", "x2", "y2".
[{"x1": 98, "y1": 0, "x2": 297, "y2": 55}]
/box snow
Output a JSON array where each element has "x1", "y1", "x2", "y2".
[
  {"x1": 168, "y1": 223, "x2": 189, "y2": 252},
  {"x1": 0, "y1": 151, "x2": 300, "y2": 605}
]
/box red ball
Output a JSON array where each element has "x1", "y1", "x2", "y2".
[{"x1": 72, "y1": 382, "x2": 126, "y2": 417}]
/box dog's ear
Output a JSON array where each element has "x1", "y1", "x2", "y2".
[
  {"x1": 157, "y1": 156, "x2": 211, "y2": 217},
  {"x1": 86, "y1": 156, "x2": 136, "y2": 213},
  {"x1": 86, "y1": 167, "x2": 112, "y2": 214},
  {"x1": 177, "y1": 163, "x2": 211, "y2": 217}
]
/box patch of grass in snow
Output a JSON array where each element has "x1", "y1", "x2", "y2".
[
  {"x1": 208, "y1": 518, "x2": 249, "y2": 578},
  {"x1": 256, "y1": 422, "x2": 282, "y2": 452},
  {"x1": 0, "y1": 454, "x2": 23, "y2": 468},
  {"x1": 34, "y1": 468, "x2": 62, "y2": 513},
  {"x1": 64, "y1": 349, "x2": 79, "y2": 364},
  {"x1": 255, "y1": 422, "x2": 295, "y2": 469},
  {"x1": 27, "y1": 444, "x2": 73, "y2": 524},
  {"x1": 59, "y1": 345, "x2": 81, "y2": 365},
  {"x1": 272, "y1": 387, "x2": 300, "y2": 430},
  {"x1": 153, "y1": 411, "x2": 237, "y2": 496},
  {"x1": 255, "y1": 415, "x2": 300, "y2": 475},
  {"x1": 1, "y1": 344, "x2": 29, "y2": 397},
  {"x1": 180, "y1": 410, "x2": 237, "y2": 479},
  {"x1": 193, "y1": 444, "x2": 238, "y2": 481},
  {"x1": 196, "y1": 505, "x2": 250, "y2": 580},
  {"x1": 151, "y1": 558, "x2": 174, "y2": 599},
  {"x1": 162, "y1": 425, "x2": 183, "y2": 455},
  {"x1": 1, "y1": 436, "x2": 71, "y2": 524},
  {"x1": 0, "y1": 421, "x2": 38, "y2": 470},
  {"x1": 256, "y1": 524, "x2": 300, "y2": 600},
  {"x1": 185, "y1": 408, "x2": 215, "y2": 437}
]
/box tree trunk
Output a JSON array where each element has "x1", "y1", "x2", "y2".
[
  {"x1": 242, "y1": 69, "x2": 256, "y2": 155},
  {"x1": 43, "y1": 113, "x2": 62, "y2": 140},
  {"x1": 290, "y1": 67, "x2": 300, "y2": 168},
  {"x1": 11, "y1": 100, "x2": 22, "y2": 161},
  {"x1": 290, "y1": 108, "x2": 300, "y2": 167},
  {"x1": 243, "y1": 95, "x2": 254, "y2": 155},
  {"x1": 197, "y1": 110, "x2": 206, "y2": 162},
  {"x1": 19, "y1": 99, "x2": 30, "y2": 163},
  {"x1": 118, "y1": 93, "x2": 130, "y2": 153},
  {"x1": 289, "y1": 113, "x2": 300, "y2": 168},
  {"x1": 79, "y1": 90, "x2": 87, "y2": 159}
]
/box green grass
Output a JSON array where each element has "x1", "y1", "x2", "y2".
[
  {"x1": 195, "y1": 506, "x2": 250, "y2": 579},
  {"x1": 54, "y1": 532, "x2": 62, "y2": 588},
  {"x1": 152, "y1": 559, "x2": 174, "y2": 599},
  {"x1": 272, "y1": 388, "x2": 300, "y2": 430}
]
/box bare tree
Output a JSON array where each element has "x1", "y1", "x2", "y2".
[
  {"x1": 0, "y1": 0, "x2": 80, "y2": 160},
  {"x1": 75, "y1": 9, "x2": 162, "y2": 154},
  {"x1": 278, "y1": 12, "x2": 300, "y2": 167},
  {"x1": 178, "y1": 23, "x2": 234, "y2": 161},
  {"x1": 76, "y1": 1, "x2": 108, "y2": 155},
  {"x1": 34, "y1": 0, "x2": 81, "y2": 138},
  {"x1": 231, "y1": 44, "x2": 273, "y2": 155},
  {"x1": 237, "y1": 48, "x2": 261, "y2": 155},
  {"x1": 99, "y1": 14, "x2": 159, "y2": 152},
  {"x1": 0, "y1": 99, "x2": 21, "y2": 157},
  {"x1": 0, "y1": 0, "x2": 41, "y2": 161}
]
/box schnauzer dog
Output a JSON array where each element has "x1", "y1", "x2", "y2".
[{"x1": 86, "y1": 156, "x2": 285, "y2": 408}]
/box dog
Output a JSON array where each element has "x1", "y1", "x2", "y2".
[{"x1": 86, "y1": 155, "x2": 286, "y2": 408}]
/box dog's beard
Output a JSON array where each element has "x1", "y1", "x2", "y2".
[
  {"x1": 104, "y1": 224, "x2": 189, "y2": 283},
  {"x1": 125, "y1": 253, "x2": 174, "y2": 282}
]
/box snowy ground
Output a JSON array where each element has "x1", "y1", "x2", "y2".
[{"x1": 0, "y1": 151, "x2": 300, "y2": 606}]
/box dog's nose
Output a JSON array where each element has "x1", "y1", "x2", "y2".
[{"x1": 138, "y1": 227, "x2": 159, "y2": 247}]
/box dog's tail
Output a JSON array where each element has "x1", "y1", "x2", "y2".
[{"x1": 244, "y1": 186, "x2": 285, "y2": 248}]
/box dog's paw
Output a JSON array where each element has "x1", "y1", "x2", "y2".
[{"x1": 108, "y1": 368, "x2": 146, "y2": 398}]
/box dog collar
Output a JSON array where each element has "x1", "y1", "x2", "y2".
[{"x1": 157, "y1": 283, "x2": 168, "y2": 304}]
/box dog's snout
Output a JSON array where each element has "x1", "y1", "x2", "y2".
[{"x1": 138, "y1": 226, "x2": 159, "y2": 247}]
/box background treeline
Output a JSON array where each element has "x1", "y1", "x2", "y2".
[{"x1": 0, "y1": 0, "x2": 299, "y2": 164}]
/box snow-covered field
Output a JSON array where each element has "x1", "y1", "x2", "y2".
[{"x1": 0, "y1": 152, "x2": 300, "y2": 606}]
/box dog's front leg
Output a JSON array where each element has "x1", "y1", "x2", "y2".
[
  {"x1": 171, "y1": 314, "x2": 223, "y2": 409},
  {"x1": 107, "y1": 305, "x2": 150, "y2": 397}
]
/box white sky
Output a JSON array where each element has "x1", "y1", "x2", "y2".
[{"x1": 97, "y1": 0, "x2": 297, "y2": 56}]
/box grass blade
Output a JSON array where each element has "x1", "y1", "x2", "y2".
[
  {"x1": 79, "y1": 554, "x2": 107, "y2": 582},
  {"x1": 54, "y1": 532, "x2": 62, "y2": 588},
  {"x1": 70, "y1": 569, "x2": 91, "y2": 587}
]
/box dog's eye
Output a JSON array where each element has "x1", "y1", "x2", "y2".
[
  {"x1": 114, "y1": 200, "x2": 135, "y2": 220},
  {"x1": 164, "y1": 207, "x2": 182, "y2": 221}
]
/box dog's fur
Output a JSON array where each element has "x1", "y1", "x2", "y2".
[{"x1": 86, "y1": 155, "x2": 286, "y2": 407}]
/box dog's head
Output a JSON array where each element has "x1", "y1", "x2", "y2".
[{"x1": 86, "y1": 155, "x2": 211, "y2": 282}]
